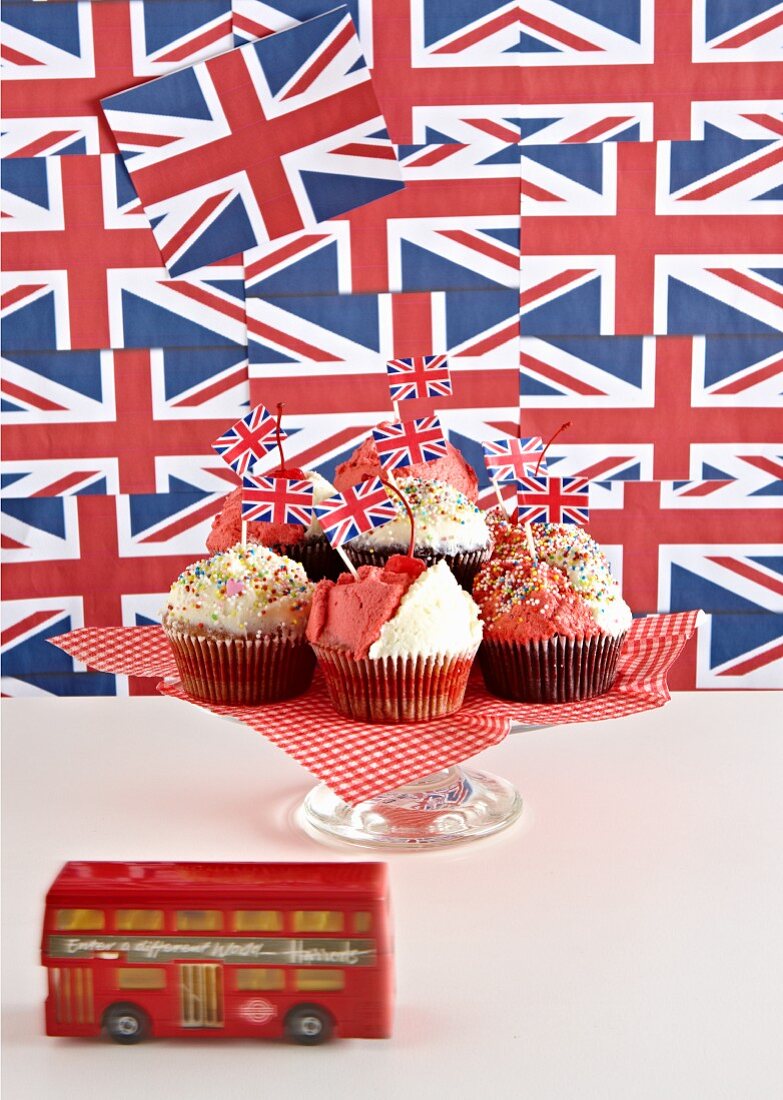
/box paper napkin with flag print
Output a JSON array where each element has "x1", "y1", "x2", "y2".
[{"x1": 101, "y1": 6, "x2": 404, "y2": 276}]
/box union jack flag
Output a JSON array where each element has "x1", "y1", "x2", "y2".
[
  {"x1": 212, "y1": 404, "x2": 281, "y2": 476},
  {"x1": 241, "y1": 474, "x2": 314, "y2": 525},
  {"x1": 1, "y1": 155, "x2": 246, "y2": 351},
  {"x1": 586, "y1": 481, "x2": 783, "y2": 689},
  {"x1": 518, "y1": 334, "x2": 782, "y2": 483},
  {"x1": 1, "y1": 347, "x2": 250, "y2": 496},
  {"x1": 372, "y1": 415, "x2": 450, "y2": 470},
  {"x1": 386, "y1": 356, "x2": 453, "y2": 403},
  {"x1": 0, "y1": 0, "x2": 236, "y2": 157},
  {"x1": 314, "y1": 476, "x2": 397, "y2": 548},
  {"x1": 243, "y1": 141, "x2": 521, "y2": 297},
  {"x1": 520, "y1": 136, "x2": 783, "y2": 335},
  {"x1": 518, "y1": 0, "x2": 783, "y2": 144},
  {"x1": 482, "y1": 436, "x2": 546, "y2": 483},
  {"x1": 516, "y1": 476, "x2": 591, "y2": 525},
  {"x1": 102, "y1": 8, "x2": 403, "y2": 276}
]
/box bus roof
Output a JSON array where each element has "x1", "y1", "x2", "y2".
[{"x1": 46, "y1": 862, "x2": 388, "y2": 905}]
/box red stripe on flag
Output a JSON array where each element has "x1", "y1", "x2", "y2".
[
  {"x1": 155, "y1": 16, "x2": 234, "y2": 63},
  {"x1": 282, "y1": 17, "x2": 354, "y2": 99},
  {"x1": 2, "y1": 284, "x2": 47, "y2": 310},
  {"x1": 390, "y1": 294, "x2": 434, "y2": 357},
  {"x1": 716, "y1": 640, "x2": 783, "y2": 676},
  {"x1": 675, "y1": 480, "x2": 734, "y2": 497},
  {"x1": 740, "y1": 114, "x2": 783, "y2": 137},
  {"x1": 1, "y1": 610, "x2": 60, "y2": 647},
  {"x1": 707, "y1": 269, "x2": 783, "y2": 309},
  {"x1": 246, "y1": 234, "x2": 330, "y2": 281},
  {"x1": 437, "y1": 229, "x2": 518, "y2": 268},
  {"x1": 161, "y1": 190, "x2": 233, "y2": 265},
  {"x1": 0, "y1": 44, "x2": 44, "y2": 66},
  {"x1": 737, "y1": 454, "x2": 783, "y2": 480},
  {"x1": 518, "y1": 351, "x2": 604, "y2": 396},
  {"x1": 520, "y1": 270, "x2": 594, "y2": 307},
  {"x1": 330, "y1": 142, "x2": 398, "y2": 160},
  {"x1": 9, "y1": 131, "x2": 80, "y2": 157},
  {"x1": 464, "y1": 119, "x2": 521, "y2": 143},
  {"x1": 434, "y1": 9, "x2": 520, "y2": 54},
  {"x1": 32, "y1": 471, "x2": 99, "y2": 496},
  {"x1": 564, "y1": 117, "x2": 633, "y2": 143},
  {"x1": 171, "y1": 366, "x2": 248, "y2": 408},
  {"x1": 710, "y1": 356, "x2": 783, "y2": 395},
  {"x1": 0, "y1": 379, "x2": 67, "y2": 412},
  {"x1": 676, "y1": 145, "x2": 783, "y2": 201},
  {"x1": 713, "y1": 10, "x2": 783, "y2": 48},
  {"x1": 518, "y1": 11, "x2": 602, "y2": 52},
  {"x1": 112, "y1": 131, "x2": 179, "y2": 148},
  {"x1": 404, "y1": 144, "x2": 467, "y2": 167},
  {"x1": 707, "y1": 556, "x2": 783, "y2": 597}
]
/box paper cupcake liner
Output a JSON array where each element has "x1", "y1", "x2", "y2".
[
  {"x1": 164, "y1": 627, "x2": 315, "y2": 706},
  {"x1": 479, "y1": 632, "x2": 626, "y2": 704},
  {"x1": 343, "y1": 545, "x2": 490, "y2": 591},
  {"x1": 310, "y1": 644, "x2": 478, "y2": 723},
  {"x1": 266, "y1": 536, "x2": 344, "y2": 582}
]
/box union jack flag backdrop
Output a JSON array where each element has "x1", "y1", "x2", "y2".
[{"x1": 2, "y1": 0, "x2": 782, "y2": 696}]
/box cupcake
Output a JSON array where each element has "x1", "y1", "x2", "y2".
[
  {"x1": 333, "y1": 435, "x2": 479, "y2": 502},
  {"x1": 474, "y1": 522, "x2": 631, "y2": 703},
  {"x1": 307, "y1": 554, "x2": 483, "y2": 723},
  {"x1": 206, "y1": 470, "x2": 343, "y2": 581},
  {"x1": 162, "y1": 543, "x2": 316, "y2": 705},
  {"x1": 342, "y1": 476, "x2": 491, "y2": 590}
]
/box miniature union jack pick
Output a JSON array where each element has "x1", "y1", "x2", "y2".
[
  {"x1": 385, "y1": 356, "x2": 452, "y2": 402},
  {"x1": 315, "y1": 477, "x2": 397, "y2": 548},
  {"x1": 212, "y1": 404, "x2": 283, "y2": 476},
  {"x1": 517, "y1": 476, "x2": 590, "y2": 526},
  {"x1": 372, "y1": 416, "x2": 449, "y2": 471},
  {"x1": 241, "y1": 475, "x2": 314, "y2": 526},
  {"x1": 482, "y1": 437, "x2": 546, "y2": 483}
]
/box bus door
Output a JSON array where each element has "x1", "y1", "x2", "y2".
[
  {"x1": 179, "y1": 963, "x2": 224, "y2": 1028},
  {"x1": 48, "y1": 963, "x2": 96, "y2": 1030}
]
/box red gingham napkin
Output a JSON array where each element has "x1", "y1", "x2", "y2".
[
  {"x1": 157, "y1": 676, "x2": 510, "y2": 804},
  {"x1": 51, "y1": 610, "x2": 702, "y2": 804}
]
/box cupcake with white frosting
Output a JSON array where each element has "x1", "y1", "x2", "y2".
[
  {"x1": 307, "y1": 554, "x2": 482, "y2": 722},
  {"x1": 162, "y1": 543, "x2": 315, "y2": 705},
  {"x1": 343, "y1": 476, "x2": 491, "y2": 590}
]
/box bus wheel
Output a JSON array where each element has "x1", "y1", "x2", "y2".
[
  {"x1": 284, "y1": 1004, "x2": 333, "y2": 1045},
  {"x1": 103, "y1": 1003, "x2": 151, "y2": 1045}
]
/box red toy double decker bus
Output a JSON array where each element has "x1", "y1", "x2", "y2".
[{"x1": 42, "y1": 861, "x2": 392, "y2": 1045}]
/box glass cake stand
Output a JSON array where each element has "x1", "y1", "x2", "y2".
[{"x1": 301, "y1": 725, "x2": 538, "y2": 849}]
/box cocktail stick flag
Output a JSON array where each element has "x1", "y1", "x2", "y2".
[
  {"x1": 517, "y1": 476, "x2": 590, "y2": 526},
  {"x1": 212, "y1": 404, "x2": 283, "y2": 476},
  {"x1": 372, "y1": 415, "x2": 449, "y2": 471},
  {"x1": 241, "y1": 475, "x2": 314, "y2": 526},
  {"x1": 482, "y1": 436, "x2": 546, "y2": 483},
  {"x1": 386, "y1": 355, "x2": 452, "y2": 402},
  {"x1": 315, "y1": 477, "x2": 397, "y2": 548}
]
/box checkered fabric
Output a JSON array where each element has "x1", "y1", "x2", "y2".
[
  {"x1": 158, "y1": 676, "x2": 510, "y2": 804},
  {"x1": 51, "y1": 626, "x2": 177, "y2": 678},
  {"x1": 50, "y1": 610, "x2": 702, "y2": 803}
]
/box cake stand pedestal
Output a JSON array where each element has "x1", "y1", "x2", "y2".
[{"x1": 302, "y1": 759, "x2": 526, "y2": 850}]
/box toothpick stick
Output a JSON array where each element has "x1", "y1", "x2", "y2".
[
  {"x1": 493, "y1": 478, "x2": 510, "y2": 516},
  {"x1": 392, "y1": 400, "x2": 400, "y2": 420},
  {"x1": 337, "y1": 545, "x2": 359, "y2": 578},
  {"x1": 524, "y1": 521, "x2": 537, "y2": 561},
  {"x1": 241, "y1": 519, "x2": 247, "y2": 549}
]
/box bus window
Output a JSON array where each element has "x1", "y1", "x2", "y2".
[
  {"x1": 55, "y1": 909, "x2": 104, "y2": 931},
  {"x1": 295, "y1": 970, "x2": 345, "y2": 992},
  {"x1": 353, "y1": 912, "x2": 372, "y2": 934},
  {"x1": 175, "y1": 911, "x2": 222, "y2": 932},
  {"x1": 116, "y1": 910, "x2": 164, "y2": 931},
  {"x1": 292, "y1": 911, "x2": 343, "y2": 933},
  {"x1": 232, "y1": 911, "x2": 283, "y2": 933},
  {"x1": 235, "y1": 969, "x2": 285, "y2": 992},
  {"x1": 116, "y1": 969, "x2": 166, "y2": 990}
]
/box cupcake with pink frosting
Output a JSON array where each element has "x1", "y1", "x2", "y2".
[
  {"x1": 307, "y1": 554, "x2": 482, "y2": 723},
  {"x1": 473, "y1": 523, "x2": 631, "y2": 702}
]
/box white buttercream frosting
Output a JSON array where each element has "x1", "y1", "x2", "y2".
[
  {"x1": 368, "y1": 559, "x2": 483, "y2": 659},
  {"x1": 163, "y1": 543, "x2": 313, "y2": 637},
  {"x1": 532, "y1": 523, "x2": 632, "y2": 638},
  {"x1": 303, "y1": 470, "x2": 336, "y2": 538},
  {"x1": 350, "y1": 476, "x2": 489, "y2": 554}
]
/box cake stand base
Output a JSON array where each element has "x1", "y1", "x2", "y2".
[{"x1": 302, "y1": 766, "x2": 523, "y2": 850}]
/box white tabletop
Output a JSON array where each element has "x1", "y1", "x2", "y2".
[{"x1": 2, "y1": 693, "x2": 782, "y2": 1100}]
